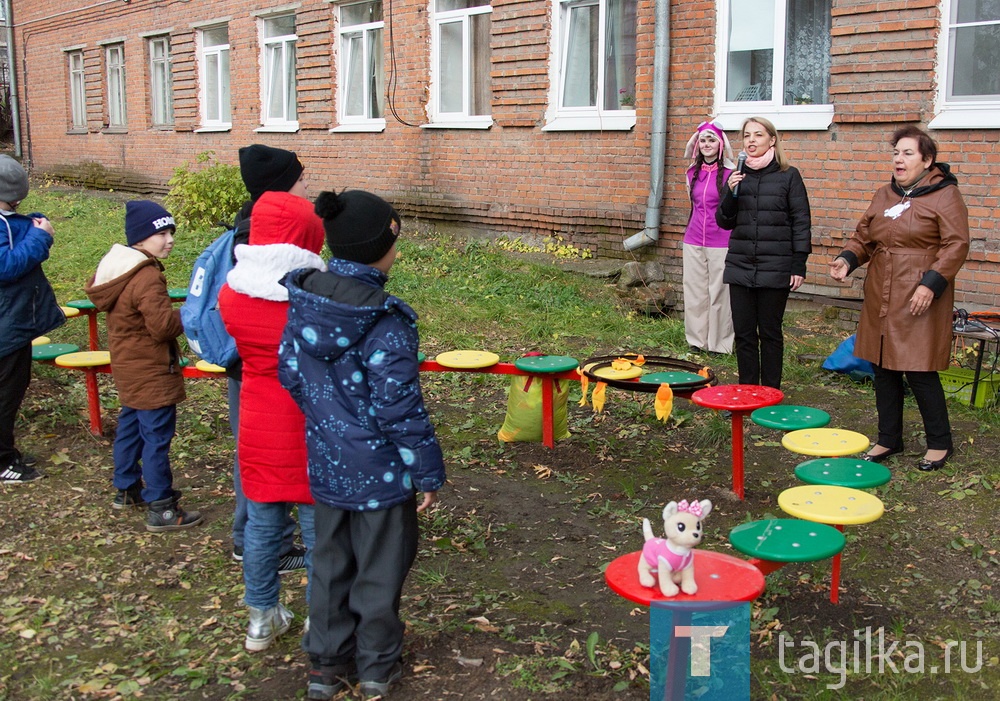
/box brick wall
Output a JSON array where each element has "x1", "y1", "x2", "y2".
[{"x1": 10, "y1": 0, "x2": 1000, "y2": 309}]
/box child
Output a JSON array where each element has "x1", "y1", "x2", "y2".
[
  {"x1": 682, "y1": 120, "x2": 735, "y2": 355},
  {"x1": 218, "y1": 185, "x2": 325, "y2": 652},
  {"x1": 85, "y1": 201, "x2": 202, "y2": 531},
  {"x1": 0, "y1": 155, "x2": 65, "y2": 483},
  {"x1": 278, "y1": 190, "x2": 446, "y2": 700}
]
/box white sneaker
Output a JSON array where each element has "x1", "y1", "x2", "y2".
[{"x1": 245, "y1": 603, "x2": 293, "y2": 652}]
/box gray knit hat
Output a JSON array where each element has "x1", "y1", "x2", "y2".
[{"x1": 0, "y1": 156, "x2": 29, "y2": 205}]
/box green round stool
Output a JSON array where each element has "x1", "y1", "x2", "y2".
[
  {"x1": 513, "y1": 355, "x2": 579, "y2": 373},
  {"x1": 639, "y1": 370, "x2": 705, "y2": 385},
  {"x1": 168, "y1": 287, "x2": 188, "y2": 300},
  {"x1": 751, "y1": 404, "x2": 831, "y2": 430},
  {"x1": 32, "y1": 343, "x2": 81, "y2": 361},
  {"x1": 795, "y1": 458, "x2": 891, "y2": 489},
  {"x1": 730, "y1": 518, "x2": 846, "y2": 564},
  {"x1": 65, "y1": 299, "x2": 96, "y2": 310}
]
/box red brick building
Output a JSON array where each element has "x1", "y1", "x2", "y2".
[{"x1": 7, "y1": 0, "x2": 1000, "y2": 307}]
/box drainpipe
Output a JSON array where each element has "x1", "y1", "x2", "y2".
[
  {"x1": 623, "y1": 0, "x2": 670, "y2": 251},
  {"x1": 2, "y1": 0, "x2": 20, "y2": 157}
]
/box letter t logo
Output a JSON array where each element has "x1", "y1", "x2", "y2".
[{"x1": 674, "y1": 625, "x2": 729, "y2": 676}]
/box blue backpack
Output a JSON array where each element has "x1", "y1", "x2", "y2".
[{"x1": 180, "y1": 228, "x2": 239, "y2": 368}]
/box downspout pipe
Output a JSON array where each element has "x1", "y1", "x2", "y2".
[
  {"x1": 624, "y1": 0, "x2": 670, "y2": 251},
  {"x1": 3, "y1": 0, "x2": 20, "y2": 157}
]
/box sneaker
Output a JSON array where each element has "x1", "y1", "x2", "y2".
[
  {"x1": 1, "y1": 460, "x2": 44, "y2": 484},
  {"x1": 278, "y1": 545, "x2": 307, "y2": 574},
  {"x1": 307, "y1": 662, "x2": 355, "y2": 700},
  {"x1": 245, "y1": 603, "x2": 293, "y2": 652},
  {"x1": 232, "y1": 546, "x2": 244, "y2": 562},
  {"x1": 21, "y1": 453, "x2": 38, "y2": 468},
  {"x1": 112, "y1": 483, "x2": 144, "y2": 510},
  {"x1": 146, "y1": 497, "x2": 204, "y2": 533},
  {"x1": 359, "y1": 661, "x2": 403, "y2": 700}
]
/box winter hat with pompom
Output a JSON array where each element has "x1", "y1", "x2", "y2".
[{"x1": 314, "y1": 190, "x2": 400, "y2": 265}]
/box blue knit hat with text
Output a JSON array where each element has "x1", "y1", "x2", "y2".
[{"x1": 125, "y1": 200, "x2": 175, "y2": 246}]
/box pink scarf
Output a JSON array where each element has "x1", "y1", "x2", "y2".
[{"x1": 745, "y1": 148, "x2": 775, "y2": 170}]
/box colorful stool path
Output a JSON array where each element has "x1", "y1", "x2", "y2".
[
  {"x1": 751, "y1": 404, "x2": 831, "y2": 431},
  {"x1": 778, "y1": 485, "x2": 884, "y2": 603},
  {"x1": 54, "y1": 350, "x2": 112, "y2": 436},
  {"x1": 690, "y1": 384, "x2": 784, "y2": 499}
]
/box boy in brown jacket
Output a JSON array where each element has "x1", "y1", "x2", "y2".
[{"x1": 85, "y1": 201, "x2": 202, "y2": 532}]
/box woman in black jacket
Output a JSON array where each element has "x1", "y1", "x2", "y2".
[{"x1": 717, "y1": 116, "x2": 811, "y2": 389}]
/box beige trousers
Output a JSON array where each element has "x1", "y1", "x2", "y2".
[{"x1": 682, "y1": 243, "x2": 734, "y2": 353}]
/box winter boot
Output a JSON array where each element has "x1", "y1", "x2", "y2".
[
  {"x1": 113, "y1": 482, "x2": 145, "y2": 509},
  {"x1": 245, "y1": 603, "x2": 293, "y2": 652},
  {"x1": 146, "y1": 496, "x2": 203, "y2": 533}
]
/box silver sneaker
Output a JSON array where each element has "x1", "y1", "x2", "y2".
[{"x1": 245, "y1": 603, "x2": 293, "y2": 652}]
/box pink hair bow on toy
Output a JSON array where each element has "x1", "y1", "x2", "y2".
[{"x1": 677, "y1": 500, "x2": 703, "y2": 517}]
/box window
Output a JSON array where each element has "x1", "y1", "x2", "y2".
[
  {"x1": 336, "y1": 0, "x2": 385, "y2": 130},
  {"x1": 543, "y1": 0, "x2": 636, "y2": 131},
  {"x1": 260, "y1": 14, "x2": 298, "y2": 129},
  {"x1": 106, "y1": 43, "x2": 127, "y2": 128},
  {"x1": 715, "y1": 0, "x2": 832, "y2": 131},
  {"x1": 198, "y1": 25, "x2": 231, "y2": 129},
  {"x1": 428, "y1": 0, "x2": 492, "y2": 127},
  {"x1": 931, "y1": 0, "x2": 1000, "y2": 128},
  {"x1": 149, "y1": 36, "x2": 174, "y2": 127},
  {"x1": 68, "y1": 50, "x2": 87, "y2": 130}
]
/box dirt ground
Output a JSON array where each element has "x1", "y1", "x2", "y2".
[{"x1": 2, "y1": 308, "x2": 999, "y2": 700}]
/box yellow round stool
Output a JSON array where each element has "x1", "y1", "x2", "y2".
[
  {"x1": 32, "y1": 336, "x2": 51, "y2": 346},
  {"x1": 782, "y1": 428, "x2": 869, "y2": 457},
  {"x1": 55, "y1": 351, "x2": 112, "y2": 437},
  {"x1": 435, "y1": 350, "x2": 500, "y2": 369},
  {"x1": 778, "y1": 484, "x2": 884, "y2": 603},
  {"x1": 195, "y1": 359, "x2": 226, "y2": 373}
]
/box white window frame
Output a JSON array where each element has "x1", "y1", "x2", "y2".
[
  {"x1": 67, "y1": 49, "x2": 87, "y2": 130},
  {"x1": 196, "y1": 23, "x2": 232, "y2": 131},
  {"x1": 542, "y1": 0, "x2": 637, "y2": 132},
  {"x1": 148, "y1": 36, "x2": 174, "y2": 127},
  {"x1": 930, "y1": 0, "x2": 1000, "y2": 129},
  {"x1": 258, "y1": 13, "x2": 299, "y2": 132},
  {"x1": 105, "y1": 43, "x2": 127, "y2": 128},
  {"x1": 426, "y1": 0, "x2": 493, "y2": 129},
  {"x1": 333, "y1": 0, "x2": 387, "y2": 133},
  {"x1": 714, "y1": 0, "x2": 833, "y2": 132}
]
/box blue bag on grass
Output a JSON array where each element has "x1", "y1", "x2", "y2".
[{"x1": 822, "y1": 334, "x2": 875, "y2": 382}]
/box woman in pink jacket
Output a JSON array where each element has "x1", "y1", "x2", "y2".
[
  {"x1": 219, "y1": 186, "x2": 326, "y2": 652},
  {"x1": 682, "y1": 120, "x2": 736, "y2": 355}
]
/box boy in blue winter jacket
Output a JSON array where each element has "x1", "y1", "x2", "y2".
[
  {"x1": 279, "y1": 190, "x2": 445, "y2": 700},
  {"x1": 0, "y1": 155, "x2": 65, "y2": 483}
]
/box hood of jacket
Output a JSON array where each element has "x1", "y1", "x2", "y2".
[
  {"x1": 282, "y1": 258, "x2": 417, "y2": 363},
  {"x1": 227, "y1": 243, "x2": 325, "y2": 302},
  {"x1": 890, "y1": 162, "x2": 958, "y2": 199},
  {"x1": 86, "y1": 244, "x2": 161, "y2": 312}
]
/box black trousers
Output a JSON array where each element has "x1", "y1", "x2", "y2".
[
  {"x1": 873, "y1": 365, "x2": 952, "y2": 451},
  {"x1": 729, "y1": 285, "x2": 790, "y2": 389},
  {"x1": 306, "y1": 499, "x2": 418, "y2": 681},
  {"x1": 0, "y1": 344, "x2": 32, "y2": 467}
]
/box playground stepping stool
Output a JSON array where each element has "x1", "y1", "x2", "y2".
[
  {"x1": 54, "y1": 350, "x2": 111, "y2": 437},
  {"x1": 795, "y1": 458, "x2": 891, "y2": 490},
  {"x1": 781, "y1": 427, "x2": 869, "y2": 458},
  {"x1": 777, "y1": 484, "x2": 884, "y2": 604},
  {"x1": 65, "y1": 299, "x2": 101, "y2": 351},
  {"x1": 751, "y1": 405, "x2": 831, "y2": 431},
  {"x1": 32, "y1": 343, "x2": 81, "y2": 362},
  {"x1": 729, "y1": 518, "x2": 846, "y2": 576}
]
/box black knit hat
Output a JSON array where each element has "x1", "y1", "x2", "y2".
[
  {"x1": 125, "y1": 200, "x2": 175, "y2": 246},
  {"x1": 314, "y1": 190, "x2": 400, "y2": 265},
  {"x1": 238, "y1": 144, "x2": 304, "y2": 201}
]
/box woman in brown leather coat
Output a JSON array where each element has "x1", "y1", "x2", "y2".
[{"x1": 830, "y1": 126, "x2": 969, "y2": 471}]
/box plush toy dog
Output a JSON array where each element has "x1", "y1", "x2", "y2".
[{"x1": 637, "y1": 499, "x2": 712, "y2": 596}]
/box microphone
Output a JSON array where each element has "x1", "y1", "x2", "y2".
[{"x1": 733, "y1": 151, "x2": 748, "y2": 198}]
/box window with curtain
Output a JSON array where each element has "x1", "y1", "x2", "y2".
[
  {"x1": 431, "y1": 0, "x2": 492, "y2": 124},
  {"x1": 68, "y1": 51, "x2": 87, "y2": 130},
  {"x1": 149, "y1": 36, "x2": 174, "y2": 127},
  {"x1": 106, "y1": 44, "x2": 127, "y2": 127},
  {"x1": 551, "y1": 0, "x2": 636, "y2": 123},
  {"x1": 262, "y1": 15, "x2": 298, "y2": 127},
  {"x1": 339, "y1": 0, "x2": 385, "y2": 124},
  {"x1": 199, "y1": 25, "x2": 231, "y2": 127},
  {"x1": 722, "y1": 0, "x2": 830, "y2": 106}
]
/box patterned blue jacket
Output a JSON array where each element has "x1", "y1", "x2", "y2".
[{"x1": 279, "y1": 258, "x2": 445, "y2": 511}]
